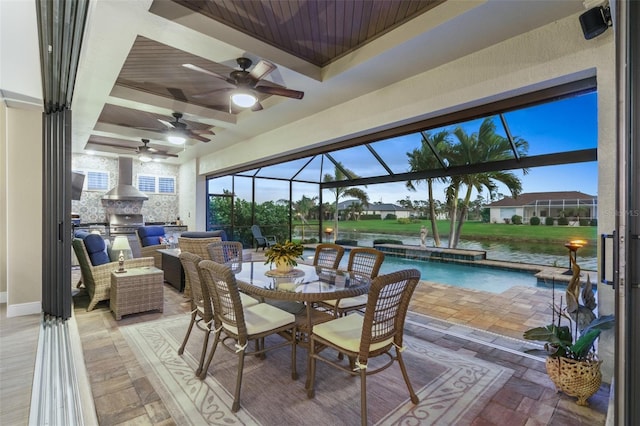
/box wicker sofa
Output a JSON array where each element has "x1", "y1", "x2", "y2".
[{"x1": 73, "y1": 235, "x2": 154, "y2": 311}]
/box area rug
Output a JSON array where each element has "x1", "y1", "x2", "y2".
[{"x1": 121, "y1": 315, "x2": 513, "y2": 425}]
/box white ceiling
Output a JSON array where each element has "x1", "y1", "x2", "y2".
[{"x1": 1, "y1": 0, "x2": 586, "y2": 167}]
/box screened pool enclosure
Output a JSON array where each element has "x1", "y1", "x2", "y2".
[{"x1": 206, "y1": 78, "x2": 598, "y2": 250}]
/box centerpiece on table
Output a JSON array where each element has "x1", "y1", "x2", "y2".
[
  {"x1": 264, "y1": 240, "x2": 304, "y2": 274},
  {"x1": 523, "y1": 258, "x2": 614, "y2": 406}
]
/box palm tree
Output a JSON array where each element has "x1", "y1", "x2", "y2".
[
  {"x1": 446, "y1": 118, "x2": 528, "y2": 248},
  {"x1": 293, "y1": 195, "x2": 317, "y2": 240},
  {"x1": 406, "y1": 130, "x2": 451, "y2": 247},
  {"x1": 323, "y1": 163, "x2": 369, "y2": 241}
]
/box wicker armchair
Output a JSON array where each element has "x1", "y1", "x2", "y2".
[
  {"x1": 72, "y1": 238, "x2": 154, "y2": 311},
  {"x1": 136, "y1": 226, "x2": 168, "y2": 269},
  {"x1": 197, "y1": 260, "x2": 297, "y2": 412},
  {"x1": 319, "y1": 247, "x2": 385, "y2": 317},
  {"x1": 307, "y1": 269, "x2": 421, "y2": 426}
]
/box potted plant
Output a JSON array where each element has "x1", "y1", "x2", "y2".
[
  {"x1": 264, "y1": 240, "x2": 304, "y2": 273},
  {"x1": 523, "y1": 258, "x2": 614, "y2": 406}
]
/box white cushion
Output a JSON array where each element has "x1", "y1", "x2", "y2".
[
  {"x1": 240, "y1": 293, "x2": 259, "y2": 307},
  {"x1": 323, "y1": 294, "x2": 368, "y2": 309},
  {"x1": 313, "y1": 315, "x2": 393, "y2": 353},
  {"x1": 224, "y1": 303, "x2": 294, "y2": 335}
]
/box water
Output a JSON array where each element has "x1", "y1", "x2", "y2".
[
  {"x1": 324, "y1": 231, "x2": 598, "y2": 271},
  {"x1": 302, "y1": 249, "x2": 542, "y2": 294}
]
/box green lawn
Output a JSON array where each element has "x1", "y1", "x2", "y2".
[{"x1": 296, "y1": 219, "x2": 597, "y2": 244}]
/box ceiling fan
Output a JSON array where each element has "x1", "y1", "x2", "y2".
[
  {"x1": 184, "y1": 58, "x2": 304, "y2": 111},
  {"x1": 157, "y1": 112, "x2": 214, "y2": 143},
  {"x1": 88, "y1": 138, "x2": 179, "y2": 161},
  {"x1": 136, "y1": 139, "x2": 179, "y2": 162}
]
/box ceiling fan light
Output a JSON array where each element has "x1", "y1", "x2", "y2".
[
  {"x1": 138, "y1": 153, "x2": 152, "y2": 162},
  {"x1": 230, "y1": 90, "x2": 258, "y2": 108},
  {"x1": 167, "y1": 133, "x2": 186, "y2": 144}
]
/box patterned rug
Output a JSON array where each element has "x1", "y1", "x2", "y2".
[{"x1": 121, "y1": 315, "x2": 513, "y2": 425}]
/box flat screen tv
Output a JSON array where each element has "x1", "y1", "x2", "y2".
[{"x1": 71, "y1": 172, "x2": 85, "y2": 201}]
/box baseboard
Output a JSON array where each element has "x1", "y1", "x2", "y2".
[
  {"x1": 6, "y1": 301, "x2": 41, "y2": 317},
  {"x1": 0, "y1": 291, "x2": 6, "y2": 304}
]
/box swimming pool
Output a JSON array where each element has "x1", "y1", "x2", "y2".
[{"x1": 303, "y1": 250, "x2": 538, "y2": 294}]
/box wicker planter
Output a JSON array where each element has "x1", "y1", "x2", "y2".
[{"x1": 545, "y1": 356, "x2": 602, "y2": 406}]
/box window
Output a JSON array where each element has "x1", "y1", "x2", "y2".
[
  {"x1": 73, "y1": 169, "x2": 109, "y2": 191},
  {"x1": 137, "y1": 175, "x2": 175, "y2": 194}
]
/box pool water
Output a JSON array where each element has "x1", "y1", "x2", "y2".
[{"x1": 303, "y1": 250, "x2": 538, "y2": 294}]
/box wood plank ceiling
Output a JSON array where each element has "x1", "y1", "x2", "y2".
[{"x1": 89, "y1": 0, "x2": 445, "y2": 158}]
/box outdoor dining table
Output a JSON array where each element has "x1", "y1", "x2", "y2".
[{"x1": 234, "y1": 261, "x2": 371, "y2": 345}]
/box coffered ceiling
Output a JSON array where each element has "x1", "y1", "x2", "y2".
[{"x1": 68, "y1": 0, "x2": 584, "y2": 165}]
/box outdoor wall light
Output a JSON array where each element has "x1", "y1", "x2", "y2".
[{"x1": 230, "y1": 90, "x2": 258, "y2": 108}]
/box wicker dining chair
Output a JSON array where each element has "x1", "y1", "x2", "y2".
[
  {"x1": 207, "y1": 241, "x2": 244, "y2": 273},
  {"x1": 197, "y1": 260, "x2": 297, "y2": 412},
  {"x1": 312, "y1": 243, "x2": 345, "y2": 269},
  {"x1": 177, "y1": 252, "x2": 213, "y2": 376},
  {"x1": 319, "y1": 247, "x2": 385, "y2": 317},
  {"x1": 306, "y1": 268, "x2": 421, "y2": 426}
]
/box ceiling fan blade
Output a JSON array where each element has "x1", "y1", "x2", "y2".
[
  {"x1": 158, "y1": 119, "x2": 175, "y2": 128},
  {"x1": 249, "y1": 59, "x2": 276, "y2": 81},
  {"x1": 183, "y1": 63, "x2": 236, "y2": 86},
  {"x1": 167, "y1": 87, "x2": 188, "y2": 102},
  {"x1": 190, "y1": 133, "x2": 211, "y2": 143},
  {"x1": 89, "y1": 140, "x2": 137, "y2": 151},
  {"x1": 192, "y1": 129, "x2": 215, "y2": 136},
  {"x1": 193, "y1": 88, "x2": 233, "y2": 99},
  {"x1": 254, "y1": 85, "x2": 304, "y2": 99}
]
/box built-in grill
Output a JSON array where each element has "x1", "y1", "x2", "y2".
[{"x1": 109, "y1": 214, "x2": 145, "y2": 235}]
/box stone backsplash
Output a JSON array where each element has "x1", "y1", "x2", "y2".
[{"x1": 72, "y1": 154, "x2": 181, "y2": 224}]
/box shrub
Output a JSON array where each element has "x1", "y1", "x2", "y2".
[
  {"x1": 579, "y1": 219, "x2": 590, "y2": 226},
  {"x1": 301, "y1": 238, "x2": 318, "y2": 244},
  {"x1": 397, "y1": 217, "x2": 411, "y2": 224},
  {"x1": 335, "y1": 239, "x2": 358, "y2": 246},
  {"x1": 385, "y1": 213, "x2": 397, "y2": 220},
  {"x1": 529, "y1": 216, "x2": 541, "y2": 226},
  {"x1": 503, "y1": 218, "x2": 511, "y2": 224},
  {"x1": 373, "y1": 239, "x2": 403, "y2": 245},
  {"x1": 557, "y1": 216, "x2": 569, "y2": 225},
  {"x1": 590, "y1": 218, "x2": 598, "y2": 226},
  {"x1": 545, "y1": 217, "x2": 555, "y2": 226},
  {"x1": 361, "y1": 214, "x2": 381, "y2": 220},
  {"x1": 511, "y1": 214, "x2": 522, "y2": 225}
]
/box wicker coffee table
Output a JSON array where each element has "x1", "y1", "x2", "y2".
[{"x1": 110, "y1": 266, "x2": 164, "y2": 320}]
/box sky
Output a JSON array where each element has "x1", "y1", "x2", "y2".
[{"x1": 210, "y1": 91, "x2": 599, "y2": 205}]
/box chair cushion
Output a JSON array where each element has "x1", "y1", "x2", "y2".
[
  {"x1": 83, "y1": 234, "x2": 110, "y2": 266},
  {"x1": 138, "y1": 226, "x2": 165, "y2": 247},
  {"x1": 224, "y1": 303, "x2": 294, "y2": 335},
  {"x1": 313, "y1": 314, "x2": 393, "y2": 353},
  {"x1": 323, "y1": 294, "x2": 368, "y2": 309},
  {"x1": 180, "y1": 230, "x2": 227, "y2": 240}
]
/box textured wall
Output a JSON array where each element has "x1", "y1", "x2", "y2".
[{"x1": 72, "y1": 154, "x2": 181, "y2": 224}]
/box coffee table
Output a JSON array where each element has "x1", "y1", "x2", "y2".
[{"x1": 110, "y1": 266, "x2": 164, "y2": 320}]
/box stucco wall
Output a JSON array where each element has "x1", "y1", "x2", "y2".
[{"x1": 5, "y1": 107, "x2": 42, "y2": 315}]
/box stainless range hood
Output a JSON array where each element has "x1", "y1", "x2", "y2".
[{"x1": 102, "y1": 157, "x2": 149, "y2": 201}]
